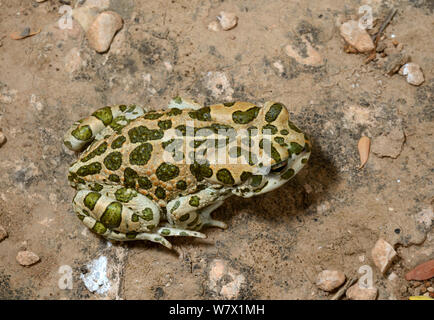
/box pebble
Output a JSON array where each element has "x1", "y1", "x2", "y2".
[
  {"x1": 371, "y1": 238, "x2": 397, "y2": 273},
  {"x1": 316, "y1": 270, "x2": 346, "y2": 291},
  {"x1": 399, "y1": 63, "x2": 425, "y2": 86},
  {"x1": 339, "y1": 20, "x2": 375, "y2": 53},
  {"x1": 87, "y1": 11, "x2": 123, "y2": 53},
  {"x1": 346, "y1": 282, "x2": 378, "y2": 300},
  {"x1": 0, "y1": 130, "x2": 6, "y2": 148},
  {"x1": 405, "y1": 260, "x2": 434, "y2": 281},
  {"x1": 16, "y1": 250, "x2": 40, "y2": 266},
  {"x1": 388, "y1": 272, "x2": 398, "y2": 281},
  {"x1": 217, "y1": 11, "x2": 238, "y2": 31},
  {"x1": 371, "y1": 127, "x2": 405, "y2": 159},
  {"x1": 0, "y1": 225, "x2": 7, "y2": 242}
]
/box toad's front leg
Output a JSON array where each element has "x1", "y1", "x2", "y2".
[{"x1": 166, "y1": 188, "x2": 229, "y2": 231}]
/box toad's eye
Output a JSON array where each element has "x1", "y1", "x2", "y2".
[{"x1": 270, "y1": 160, "x2": 287, "y2": 173}]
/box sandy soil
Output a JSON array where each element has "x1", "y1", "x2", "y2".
[{"x1": 0, "y1": 0, "x2": 432, "y2": 300}]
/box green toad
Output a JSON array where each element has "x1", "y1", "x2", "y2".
[{"x1": 64, "y1": 98, "x2": 311, "y2": 249}]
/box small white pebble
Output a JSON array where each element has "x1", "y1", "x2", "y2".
[
  {"x1": 217, "y1": 11, "x2": 238, "y2": 31},
  {"x1": 388, "y1": 272, "x2": 398, "y2": 281},
  {"x1": 399, "y1": 63, "x2": 425, "y2": 86}
]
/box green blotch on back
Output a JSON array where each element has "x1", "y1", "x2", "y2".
[
  {"x1": 265, "y1": 103, "x2": 283, "y2": 122},
  {"x1": 188, "y1": 107, "x2": 211, "y2": 121},
  {"x1": 138, "y1": 176, "x2": 152, "y2": 189},
  {"x1": 232, "y1": 107, "x2": 260, "y2": 124},
  {"x1": 111, "y1": 136, "x2": 126, "y2": 149},
  {"x1": 84, "y1": 192, "x2": 101, "y2": 210},
  {"x1": 144, "y1": 112, "x2": 164, "y2": 120},
  {"x1": 274, "y1": 136, "x2": 286, "y2": 146},
  {"x1": 262, "y1": 124, "x2": 278, "y2": 135},
  {"x1": 81, "y1": 142, "x2": 108, "y2": 162},
  {"x1": 156, "y1": 163, "x2": 180, "y2": 182},
  {"x1": 77, "y1": 162, "x2": 102, "y2": 176},
  {"x1": 109, "y1": 174, "x2": 120, "y2": 182},
  {"x1": 72, "y1": 125, "x2": 92, "y2": 141},
  {"x1": 288, "y1": 120, "x2": 302, "y2": 133},
  {"x1": 128, "y1": 125, "x2": 164, "y2": 143},
  {"x1": 270, "y1": 146, "x2": 282, "y2": 163},
  {"x1": 124, "y1": 167, "x2": 138, "y2": 188},
  {"x1": 289, "y1": 142, "x2": 304, "y2": 155},
  {"x1": 173, "y1": 96, "x2": 182, "y2": 104},
  {"x1": 155, "y1": 187, "x2": 166, "y2": 199},
  {"x1": 167, "y1": 107, "x2": 182, "y2": 116},
  {"x1": 142, "y1": 208, "x2": 154, "y2": 221},
  {"x1": 92, "y1": 221, "x2": 107, "y2": 234},
  {"x1": 103, "y1": 152, "x2": 123, "y2": 170},
  {"x1": 119, "y1": 105, "x2": 127, "y2": 112},
  {"x1": 176, "y1": 180, "x2": 187, "y2": 190},
  {"x1": 216, "y1": 168, "x2": 235, "y2": 185},
  {"x1": 223, "y1": 102, "x2": 235, "y2": 107},
  {"x1": 131, "y1": 214, "x2": 139, "y2": 222},
  {"x1": 158, "y1": 120, "x2": 172, "y2": 130},
  {"x1": 115, "y1": 187, "x2": 137, "y2": 203},
  {"x1": 190, "y1": 162, "x2": 213, "y2": 181},
  {"x1": 92, "y1": 107, "x2": 113, "y2": 126},
  {"x1": 240, "y1": 171, "x2": 252, "y2": 182},
  {"x1": 129, "y1": 143, "x2": 153, "y2": 165},
  {"x1": 280, "y1": 129, "x2": 289, "y2": 135},
  {"x1": 100, "y1": 202, "x2": 122, "y2": 228},
  {"x1": 110, "y1": 116, "x2": 131, "y2": 134},
  {"x1": 189, "y1": 195, "x2": 200, "y2": 207}
]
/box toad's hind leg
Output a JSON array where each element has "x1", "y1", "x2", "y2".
[
  {"x1": 72, "y1": 187, "x2": 174, "y2": 248},
  {"x1": 72, "y1": 187, "x2": 205, "y2": 249},
  {"x1": 64, "y1": 104, "x2": 146, "y2": 152}
]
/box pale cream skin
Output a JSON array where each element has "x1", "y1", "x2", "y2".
[{"x1": 64, "y1": 98, "x2": 311, "y2": 249}]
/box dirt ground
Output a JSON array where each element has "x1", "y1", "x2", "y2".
[{"x1": 0, "y1": 0, "x2": 433, "y2": 300}]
